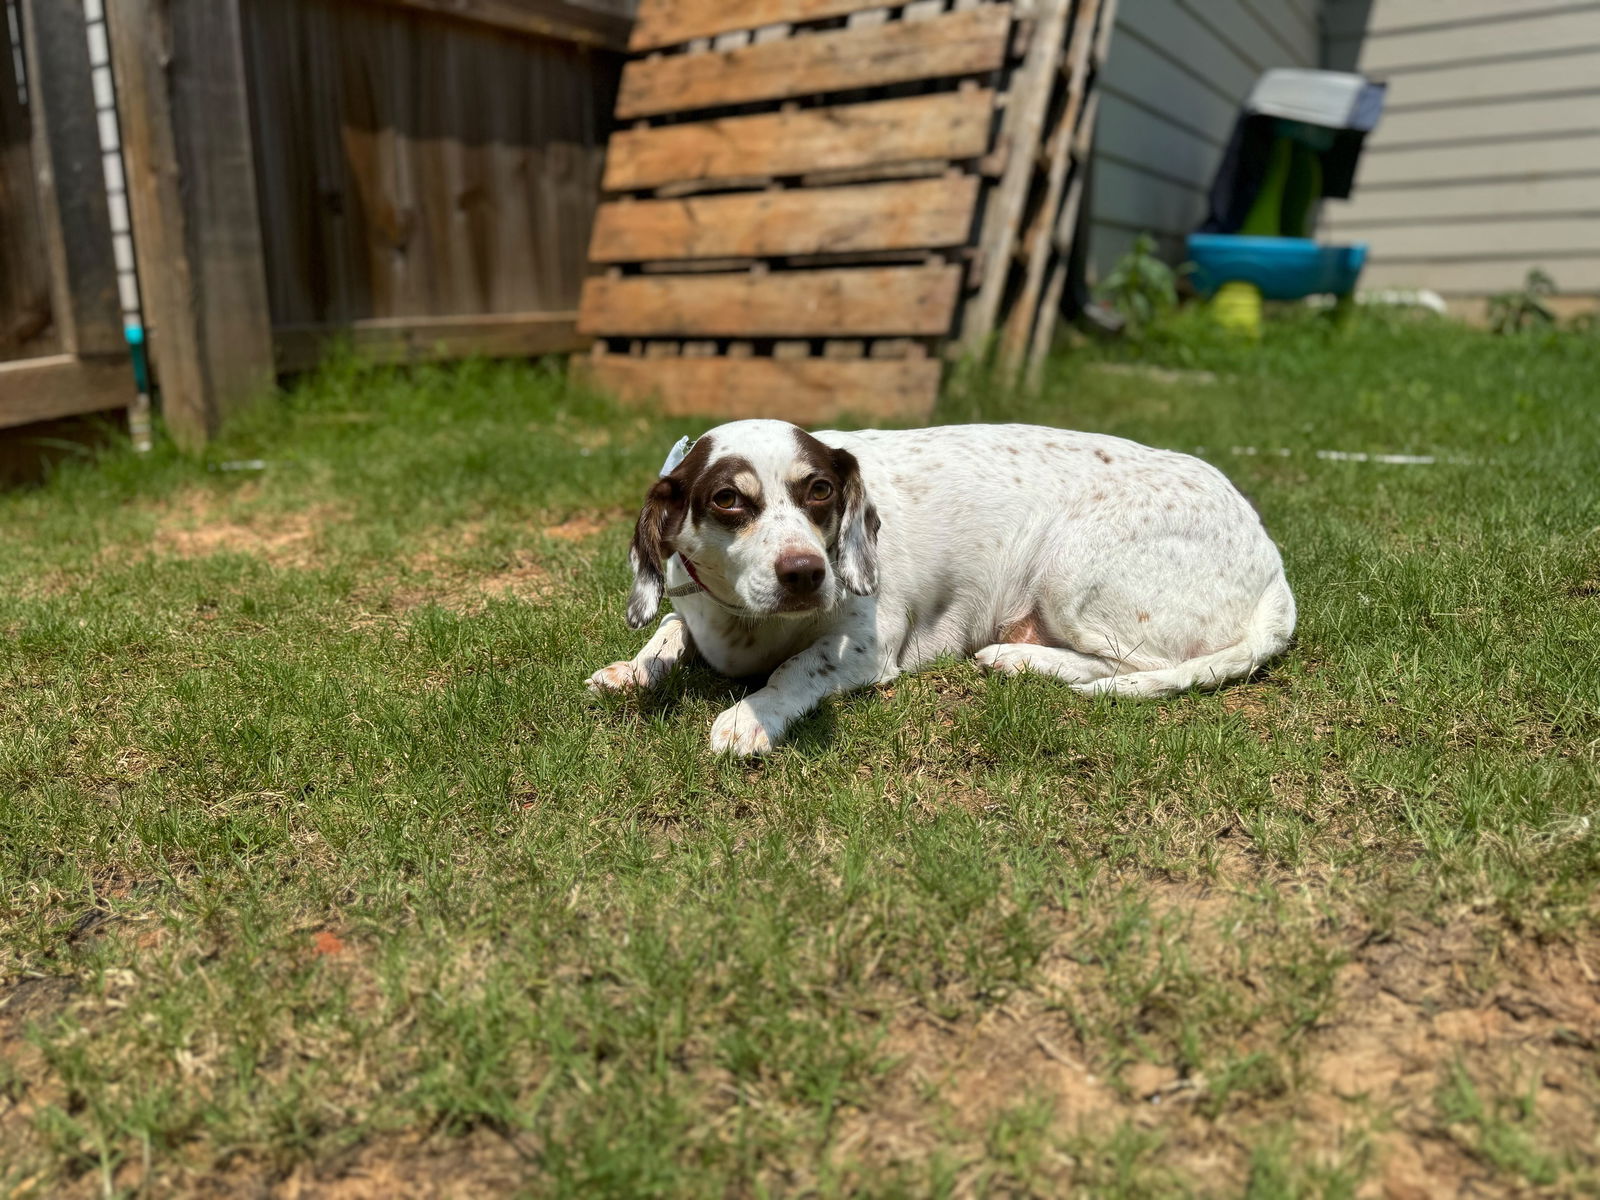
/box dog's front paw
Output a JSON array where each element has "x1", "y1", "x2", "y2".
[
  {"x1": 586, "y1": 660, "x2": 650, "y2": 694},
  {"x1": 974, "y1": 644, "x2": 1030, "y2": 675},
  {"x1": 709, "y1": 702, "x2": 776, "y2": 757}
]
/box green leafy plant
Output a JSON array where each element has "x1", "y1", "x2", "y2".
[
  {"x1": 1487, "y1": 268, "x2": 1557, "y2": 335},
  {"x1": 1096, "y1": 233, "x2": 1180, "y2": 338}
]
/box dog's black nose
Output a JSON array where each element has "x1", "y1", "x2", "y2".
[{"x1": 775, "y1": 551, "x2": 826, "y2": 596}]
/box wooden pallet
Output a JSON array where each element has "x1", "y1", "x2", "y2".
[{"x1": 578, "y1": 0, "x2": 1115, "y2": 422}]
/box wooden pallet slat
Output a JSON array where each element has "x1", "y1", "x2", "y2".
[
  {"x1": 630, "y1": 0, "x2": 909, "y2": 52},
  {"x1": 603, "y1": 90, "x2": 996, "y2": 191},
  {"x1": 1000, "y1": 0, "x2": 1102, "y2": 370},
  {"x1": 617, "y1": 6, "x2": 1010, "y2": 118},
  {"x1": 584, "y1": 355, "x2": 941, "y2": 422},
  {"x1": 589, "y1": 176, "x2": 981, "y2": 262},
  {"x1": 579, "y1": 265, "x2": 962, "y2": 337}
]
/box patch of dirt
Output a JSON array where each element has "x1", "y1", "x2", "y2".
[
  {"x1": 831, "y1": 1002, "x2": 1117, "y2": 1193},
  {"x1": 354, "y1": 523, "x2": 555, "y2": 619},
  {"x1": 151, "y1": 490, "x2": 339, "y2": 570},
  {"x1": 829, "y1": 890, "x2": 1599, "y2": 1197},
  {"x1": 542, "y1": 509, "x2": 624, "y2": 542},
  {"x1": 1301, "y1": 926, "x2": 1600, "y2": 1198},
  {"x1": 267, "y1": 1132, "x2": 530, "y2": 1199}
]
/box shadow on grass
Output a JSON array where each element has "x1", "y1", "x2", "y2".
[{"x1": 593, "y1": 662, "x2": 843, "y2": 756}]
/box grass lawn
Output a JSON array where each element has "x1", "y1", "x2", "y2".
[{"x1": 2, "y1": 312, "x2": 1598, "y2": 1197}]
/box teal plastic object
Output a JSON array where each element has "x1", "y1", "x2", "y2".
[
  {"x1": 125, "y1": 322, "x2": 150, "y2": 393},
  {"x1": 1187, "y1": 234, "x2": 1367, "y2": 301}
]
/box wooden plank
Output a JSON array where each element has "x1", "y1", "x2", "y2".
[
  {"x1": 582, "y1": 354, "x2": 941, "y2": 422},
  {"x1": 630, "y1": 0, "x2": 904, "y2": 52},
  {"x1": 370, "y1": 0, "x2": 632, "y2": 49},
  {"x1": 108, "y1": 0, "x2": 277, "y2": 449},
  {"x1": 579, "y1": 265, "x2": 961, "y2": 336},
  {"x1": 272, "y1": 312, "x2": 587, "y2": 372},
  {"x1": 602, "y1": 89, "x2": 996, "y2": 191},
  {"x1": 0, "y1": 355, "x2": 132, "y2": 428},
  {"x1": 589, "y1": 176, "x2": 980, "y2": 261},
  {"x1": 0, "y1": 18, "x2": 59, "y2": 362},
  {"x1": 961, "y1": 0, "x2": 1070, "y2": 351},
  {"x1": 21, "y1": 0, "x2": 124, "y2": 359},
  {"x1": 999, "y1": 0, "x2": 1100, "y2": 372},
  {"x1": 617, "y1": 6, "x2": 1011, "y2": 118}
]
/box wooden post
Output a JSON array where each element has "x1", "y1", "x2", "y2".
[
  {"x1": 21, "y1": 0, "x2": 124, "y2": 361},
  {"x1": 106, "y1": 0, "x2": 274, "y2": 450}
]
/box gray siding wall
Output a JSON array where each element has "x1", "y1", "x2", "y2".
[
  {"x1": 1089, "y1": 0, "x2": 1323, "y2": 277},
  {"x1": 1323, "y1": 0, "x2": 1600, "y2": 301}
]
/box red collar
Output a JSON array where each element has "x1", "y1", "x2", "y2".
[{"x1": 678, "y1": 553, "x2": 709, "y2": 592}]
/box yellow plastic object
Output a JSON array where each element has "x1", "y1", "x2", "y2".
[{"x1": 1213, "y1": 281, "x2": 1263, "y2": 337}]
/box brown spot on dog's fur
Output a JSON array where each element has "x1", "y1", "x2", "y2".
[
  {"x1": 999, "y1": 610, "x2": 1049, "y2": 646},
  {"x1": 1137, "y1": 611, "x2": 1151, "y2": 623},
  {"x1": 1095, "y1": 449, "x2": 1113, "y2": 464}
]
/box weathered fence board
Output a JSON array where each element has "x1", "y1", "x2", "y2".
[
  {"x1": 108, "y1": 0, "x2": 276, "y2": 449},
  {"x1": 579, "y1": 266, "x2": 961, "y2": 337},
  {"x1": 273, "y1": 311, "x2": 582, "y2": 371},
  {"x1": 589, "y1": 177, "x2": 981, "y2": 262},
  {"x1": 1, "y1": 0, "x2": 130, "y2": 430},
  {"x1": 379, "y1": 0, "x2": 632, "y2": 48},
  {"x1": 602, "y1": 90, "x2": 995, "y2": 191},
  {"x1": 0, "y1": 28, "x2": 58, "y2": 363},
  {"x1": 585, "y1": 355, "x2": 942, "y2": 421},
  {"x1": 242, "y1": 0, "x2": 616, "y2": 329},
  {"x1": 616, "y1": 6, "x2": 1010, "y2": 118}
]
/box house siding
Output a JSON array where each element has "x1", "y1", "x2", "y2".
[
  {"x1": 1323, "y1": 0, "x2": 1600, "y2": 303},
  {"x1": 1089, "y1": 0, "x2": 1323, "y2": 276}
]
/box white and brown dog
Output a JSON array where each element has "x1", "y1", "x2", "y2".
[{"x1": 587, "y1": 420, "x2": 1295, "y2": 756}]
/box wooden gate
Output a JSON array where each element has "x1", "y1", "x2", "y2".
[{"x1": 0, "y1": 0, "x2": 131, "y2": 429}]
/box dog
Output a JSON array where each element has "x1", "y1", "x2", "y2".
[{"x1": 586, "y1": 420, "x2": 1295, "y2": 756}]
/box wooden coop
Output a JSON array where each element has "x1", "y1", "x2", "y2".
[{"x1": 577, "y1": 0, "x2": 1116, "y2": 423}]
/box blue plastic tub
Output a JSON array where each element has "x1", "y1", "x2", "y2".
[{"x1": 1187, "y1": 234, "x2": 1367, "y2": 300}]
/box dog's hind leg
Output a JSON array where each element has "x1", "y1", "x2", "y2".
[{"x1": 973, "y1": 643, "x2": 1120, "y2": 684}]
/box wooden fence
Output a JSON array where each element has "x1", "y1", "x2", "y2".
[
  {"x1": 0, "y1": 0, "x2": 131, "y2": 430},
  {"x1": 106, "y1": 0, "x2": 630, "y2": 448},
  {"x1": 0, "y1": 0, "x2": 628, "y2": 447}
]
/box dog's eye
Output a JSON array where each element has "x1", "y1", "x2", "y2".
[
  {"x1": 807, "y1": 480, "x2": 834, "y2": 502},
  {"x1": 712, "y1": 488, "x2": 742, "y2": 511}
]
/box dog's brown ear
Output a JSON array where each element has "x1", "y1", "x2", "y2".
[
  {"x1": 831, "y1": 447, "x2": 880, "y2": 596},
  {"x1": 627, "y1": 477, "x2": 678, "y2": 628}
]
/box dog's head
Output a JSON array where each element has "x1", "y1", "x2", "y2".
[{"x1": 625, "y1": 419, "x2": 880, "y2": 628}]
